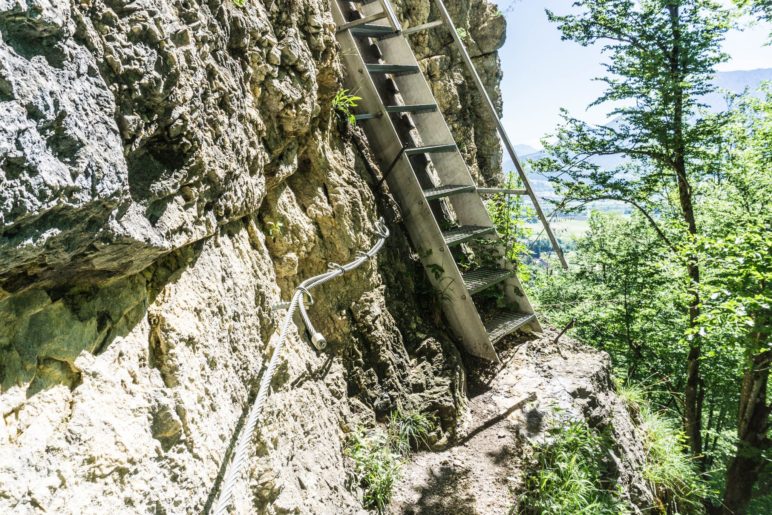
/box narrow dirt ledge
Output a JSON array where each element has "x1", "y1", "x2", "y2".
[{"x1": 389, "y1": 329, "x2": 656, "y2": 515}]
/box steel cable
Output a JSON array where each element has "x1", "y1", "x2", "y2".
[{"x1": 211, "y1": 219, "x2": 390, "y2": 514}]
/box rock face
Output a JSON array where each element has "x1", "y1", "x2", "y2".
[
  {"x1": 0, "y1": 1, "x2": 653, "y2": 514},
  {"x1": 0, "y1": 0, "x2": 470, "y2": 512}
]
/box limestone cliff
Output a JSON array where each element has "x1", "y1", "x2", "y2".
[{"x1": 0, "y1": 1, "x2": 654, "y2": 514}]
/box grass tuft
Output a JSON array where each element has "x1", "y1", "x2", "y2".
[
  {"x1": 617, "y1": 382, "x2": 709, "y2": 513},
  {"x1": 640, "y1": 409, "x2": 707, "y2": 513},
  {"x1": 347, "y1": 408, "x2": 435, "y2": 513},
  {"x1": 388, "y1": 407, "x2": 435, "y2": 456},
  {"x1": 517, "y1": 418, "x2": 628, "y2": 514}
]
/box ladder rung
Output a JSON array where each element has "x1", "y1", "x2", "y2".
[
  {"x1": 338, "y1": 12, "x2": 387, "y2": 32},
  {"x1": 477, "y1": 187, "x2": 528, "y2": 196},
  {"x1": 442, "y1": 225, "x2": 495, "y2": 246},
  {"x1": 349, "y1": 24, "x2": 400, "y2": 38},
  {"x1": 404, "y1": 143, "x2": 457, "y2": 156},
  {"x1": 402, "y1": 20, "x2": 445, "y2": 35},
  {"x1": 354, "y1": 113, "x2": 379, "y2": 121},
  {"x1": 385, "y1": 104, "x2": 437, "y2": 114},
  {"x1": 423, "y1": 184, "x2": 476, "y2": 201},
  {"x1": 462, "y1": 268, "x2": 515, "y2": 295},
  {"x1": 485, "y1": 311, "x2": 536, "y2": 344},
  {"x1": 366, "y1": 63, "x2": 420, "y2": 75}
]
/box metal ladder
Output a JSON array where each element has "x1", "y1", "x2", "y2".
[{"x1": 333, "y1": 0, "x2": 562, "y2": 361}]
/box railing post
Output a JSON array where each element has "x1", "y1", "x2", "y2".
[
  {"x1": 432, "y1": 0, "x2": 568, "y2": 269},
  {"x1": 378, "y1": 0, "x2": 402, "y2": 32}
]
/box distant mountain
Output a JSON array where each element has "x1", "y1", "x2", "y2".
[
  {"x1": 513, "y1": 144, "x2": 539, "y2": 157},
  {"x1": 703, "y1": 68, "x2": 772, "y2": 111},
  {"x1": 508, "y1": 68, "x2": 771, "y2": 205}
]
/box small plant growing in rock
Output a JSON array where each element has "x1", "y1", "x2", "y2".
[
  {"x1": 232, "y1": 0, "x2": 245, "y2": 6},
  {"x1": 332, "y1": 88, "x2": 362, "y2": 125},
  {"x1": 388, "y1": 407, "x2": 436, "y2": 455},
  {"x1": 456, "y1": 27, "x2": 469, "y2": 40},
  {"x1": 266, "y1": 220, "x2": 284, "y2": 238},
  {"x1": 346, "y1": 428, "x2": 401, "y2": 513}
]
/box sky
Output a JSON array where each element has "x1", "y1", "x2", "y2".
[{"x1": 490, "y1": 0, "x2": 772, "y2": 148}]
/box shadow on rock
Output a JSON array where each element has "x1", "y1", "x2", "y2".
[
  {"x1": 400, "y1": 465, "x2": 477, "y2": 515},
  {"x1": 0, "y1": 242, "x2": 203, "y2": 397}
]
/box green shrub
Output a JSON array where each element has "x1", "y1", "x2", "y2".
[
  {"x1": 517, "y1": 419, "x2": 628, "y2": 515},
  {"x1": 332, "y1": 88, "x2": 362, "y2": 125}
]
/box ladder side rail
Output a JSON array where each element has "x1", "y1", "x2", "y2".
[
  {"x1": 431, "y1": 0, "x2": 568, "y2": 270},
  {"x1": 332, "y1": 1, "x2": 500, "y2": 360}
]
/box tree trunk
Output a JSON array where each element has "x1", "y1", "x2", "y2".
[
  {"x1": 722, "y1": 328, "x2": 771, "y2": 514},
  {"x1": 668, "y1": 3, "x2": 704, "y2": 461}
]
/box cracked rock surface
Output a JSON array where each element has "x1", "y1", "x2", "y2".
[
  {"x1": 0, "y1": 1, "x2": 472, "y2": 512},
  {"x1": 1, "y1": 1, "x2": 654, "y2": 513}
]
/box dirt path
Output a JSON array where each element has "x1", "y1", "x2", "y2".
[
  {"x1": 389, "y1": 332, "x2": 548, "y2": 515},
  {"x1": 389, "y1": 327, "x2": 653, "y2": 514}
]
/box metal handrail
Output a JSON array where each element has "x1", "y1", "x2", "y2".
[
  {"x1": 378, "y1": 0, "x2": 402, "y2": 32},
  {"x1": 430, "y1": 0, "x2": 568, "y2": 269}
]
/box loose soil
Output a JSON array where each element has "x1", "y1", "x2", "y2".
[{"x1": 388, "y1": 331, "x2": 556, "y2": 514}]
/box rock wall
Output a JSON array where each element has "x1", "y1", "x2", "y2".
[
  {"x1": 0, "y1": 1, "x2": 654, "y2": 514},
  {"x1": 0, "y1": 0, "x2": 473, "y2": 512}
]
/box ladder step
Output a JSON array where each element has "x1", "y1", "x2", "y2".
[
  {"x1": 442, "y1": 225, "x2": 495, "y2": 246},
  {"x1": 423, "y1": 184, "x2": 476, "y2": 201},
  {"x1": 485, "y1": 311, "x2": 536, "y2": 344},
  {"x1": 477, "y1": 187, "x2": 528, "y2": 196},
  {"x1": 338, "y1": 11, "x2": 388, "y2": 32},
  {"x1": 385, "y1": 104, "x2": 437, "y2": 114},
  {"x1": 462, "y1": 268, "x2": 515, "y2": 295},
  {"x1": 350, "y1": 24, "x2": 400, "y2": 38},
  {"x1": 354, "y1": 113, "x2": 379, "y2": 121},
  {"x1": 404, "y1": 143, "x2": 457, "y2": 156},
  {"x1": 402, "y1": 20, "x2": 445, "y2": 35},
  {"x1": 366, "y1": 63, "x2": 420, "y2": 75}
]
